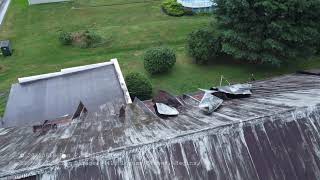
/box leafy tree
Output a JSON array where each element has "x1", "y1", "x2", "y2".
[
  {"x1": 215, "y1": 0, "x2": 320, "y2": 66},
  {"x1": 125, "y1": 72, "x2": 152, "y2": 100},
  {"x1": 187, "y1": 28, "x2": 222, "y2": 64},
  {"x1": 144, "y1": 47, "x2": 176, "y2": 74}
]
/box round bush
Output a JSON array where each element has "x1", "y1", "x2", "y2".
[
  {"x1": 187, "y1": 28, "x2": 222, "y2": 64},
  {"x1": 144, "y1": 47, "x2": 176, "y2": 74},
  {"x1": 125, "y1": 72, "x2": 152, "y2": 100},
  {"x1": 161, "y1": 0, "x2": 185, "y2": 16}
]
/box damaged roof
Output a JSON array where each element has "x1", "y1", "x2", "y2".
[
  {"x1": 0, "y1": 73, "x2": 320, "y2": 179},
  {"x1": 2, "y1": 59, "x2": 130, "y2": 128}
]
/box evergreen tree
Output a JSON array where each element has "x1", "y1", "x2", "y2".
[{"x1": 215, "y1": 0, "x2": 320, "y2": 66}]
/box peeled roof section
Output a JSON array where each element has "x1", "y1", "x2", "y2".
[{"x1": 2, "y1": 59, "x2": 130, "y2": 128}]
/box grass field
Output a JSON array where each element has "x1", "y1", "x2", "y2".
[{"x1": 0, "y1": 0, "x2": 319, "y2": 115}]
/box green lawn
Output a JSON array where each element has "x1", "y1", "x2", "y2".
[{"x1": 0, "y1": 0, "x2": 319, "y2": 116}]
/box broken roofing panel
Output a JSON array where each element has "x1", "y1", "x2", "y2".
[
  {"x1": 155, "y1": 103, "x2": 179, "y2": 116},
  {"x1": 215, "y1": 83, "x2": 252, "y2": 95},
  {"x1": 198, "y1": 93, "x2": 223, "y2": 114}
]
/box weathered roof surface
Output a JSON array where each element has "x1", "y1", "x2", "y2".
[
  {"x1": 2, "y1": 60, "x2": 128, "y2": 128},
  {"x1": 0, "y1": 73, "x2": 320, "y2": 179}
]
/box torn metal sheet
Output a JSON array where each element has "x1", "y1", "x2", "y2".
[
  {"x1": 155, "y1": 103, "x2": 179, "y2": 116},
  {"x1": 199, "y1": 93, "x2": 223, "y2": 114},
  {"x1": 215, "y1": 84, "x2": 252, "y2": 95}
]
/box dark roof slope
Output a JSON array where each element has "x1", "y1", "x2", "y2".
[
  {"x1": 0, "y1": 73, "x2": 320, "y2": 179},
  {"x1": 2, "y1": 61, "x2": 127, "y2": 128}
]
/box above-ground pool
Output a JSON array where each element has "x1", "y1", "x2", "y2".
[{"x1": 177, "y1": 0, "x2": 216, "y2": 13}]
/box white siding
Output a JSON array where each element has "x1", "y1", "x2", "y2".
[{"x1": 28, "y1": 0, "x2": 69, "y2": 5}]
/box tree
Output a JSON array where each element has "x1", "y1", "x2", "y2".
[
  {"x1": 187, "y1": 28, "x2": 222, "y2": 64},
  {"x1": 125, "y1": 72, "x2": 152, "y2": 100},
  {"x1": 144, "y1": 47, "x2": 176, "y2": 74},
  {"x1": 215, "y1": 0, "x2": 320, "y2": 66}
]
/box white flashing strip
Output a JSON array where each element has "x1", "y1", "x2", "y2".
[
  {"x1": 18, "y1": 61, "x2": 114, "y2": 84},
  {"x1": 61, "y1": 61, "x2": 114, "y2": 74},
  {"x1": 18, "y1": 72, "x2": 63, "y2": 84},
  {"x1": 111, "y1": 58, "x2": 132, "y2": 104}
]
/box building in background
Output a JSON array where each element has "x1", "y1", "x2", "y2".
[
  {"x1": 177, "y1": 0, "x2": 215, "y2": 13},
  {"x1": 28, "y1": 0, "x2": 69, "y2": 5}
]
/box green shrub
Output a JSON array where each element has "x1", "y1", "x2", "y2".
[
  {"x1": 161, "y1": 0, "x2": 185, "y2": 16},
  {"x1": 81, "y1": 30, "x2": 102, "y2": 48},
  {"x1": 59, "y1": 31, "x2": 72, "y2": 45},
  {"x1": 144, "y1": 47, "x2": 176, "y2": 74},
  {"x1": 58, "y1": 30, "x2": 103, "y2": 48},
  {"x1": 187, "y1": 28, "x2": 222, "y2": 64},
  {"x1": 125, "y1": 72, "x2": 153, "y2": 100}
]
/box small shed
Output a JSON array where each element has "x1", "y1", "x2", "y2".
[{"x1": 28, "y1": 0, "x2": 69, "y2": 5}]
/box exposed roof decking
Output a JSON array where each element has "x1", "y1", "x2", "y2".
[{"x1": 0, "y1": 74, "x2": 320, "y2": 179}]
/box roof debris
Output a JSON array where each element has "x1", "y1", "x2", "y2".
[
  {"x1": 215, "y1": 83, "x2": 252, "y2": 95},
  {"x1": 155, "y1": 103, "x2": 179, "y2": 116},
  {"x1": 198, "y1": 93, "x2": 223, "y2": 114}
]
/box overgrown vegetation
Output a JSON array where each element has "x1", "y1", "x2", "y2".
[
  {"x1": 214, "y1": 0, "x2": 320, "y2": 66},
  {"x1": 161, "y1": 0, "x2": 185, "y2": 16},
  {"x1": 187, "y1": 28, "x2": 222, "y2": 64},
  {"x1": 125, "y1": 72, "x2": 152, "y2": 100},
  {"x1": 144, "y1": 47, "x2": 176, "y2": 74},
  {"x1": 59, "y1": 30, "x2": 103, "y2": 48}
]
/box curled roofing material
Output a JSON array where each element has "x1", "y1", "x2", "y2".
[
  {"x1": 198, "y1": 93, "x2": 223, "y2": 114},
  {"x1": 215, "y1": 83, "x2": 252, "y2": 95},
  {"x1": 155, "y1": 103, "x2": 179, "y2": 116}
]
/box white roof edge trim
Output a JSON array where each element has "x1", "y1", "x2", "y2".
[
  {"x1": 18, "y1": 72, "x2": 64, "y2": 84},
  {"x1": 18, "y1": 61, "x2": 114, "y2": 84},
  {"x1": 111, "y1": 58, "x2": 132, "y2": 104},
  {"x1": 61, "y1": 61, "x2": 114, "y2": 73}
]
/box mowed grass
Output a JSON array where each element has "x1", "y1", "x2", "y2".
[{"x1": 0, "y1": 0, "x2": 319, "y2": 115}]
